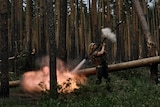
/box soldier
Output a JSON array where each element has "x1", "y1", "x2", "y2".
[{"x1": 88, "y1": 42, "x2": 110, "y2": 85}]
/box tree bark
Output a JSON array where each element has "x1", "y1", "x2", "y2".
[
  {"x1": 115, "y1": 0, "x2": 122, "y2": 62},
  {"x1": 19, "y1": 0, "x2": 23, "y2": 51},
  {"x1": 40, "y1": 0, "x2": 46, "y2": 54},
  {"x1": 14, "y1": 1, "x2": 20, "y2": 53},
  {"x1": 11, "y1": 0, "x2": 15, "y2": 55},
  {"x1": 131, "y1": 3, "x2": 139, "y2": 60},
  {"x1": 91, "y1": 0, "x2": 99, "y2": 43},
  {"x1": 25, "y1": 0, "x2": 32, "y2": 52},
  {"x1": 47, "y1": 0, "x2": 58, "y2": 98},
  {"x1": 35, "y1": 0, "x2": 40, "y2": 52},
  {"x1": 58, "y1": 0, "x2": 67, "y2": 63},
  {"x1": 0, "y1": 0, "x2": 9, "y2": 97},
  {"x1": 79, "y1": 0, "x2": 85, "y2": 58},
  {"x1": 25, "y1": 0, "x2": 33, "y2": 71},
  {"x1": 70, "y1": 0, "x2": 76, "y2": 59},
  {"x1": 158, "y1": 0, "x2": 160, "y2": 54}
]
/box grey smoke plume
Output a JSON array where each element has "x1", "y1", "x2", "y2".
[{"x1": 101, "y1": 28, "x2": 116, "y2": 43}]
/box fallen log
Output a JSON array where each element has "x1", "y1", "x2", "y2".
[
  {"x1": 77, "y1": 56, "x2": 160, "y2": 76},
  {"x1": 0, "y1": 52, "x2": 35, "y2": 63},
  {"x1": 5, "y1": 56, "x2": 160, "y2": 87},
  {"x1": 9, "y1": 80, "x2": 20, "y2": 87},
  {"x1": 0, "y1": 80, "x2": 20, "y2": 88}
]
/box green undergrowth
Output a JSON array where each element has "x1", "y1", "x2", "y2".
[
  {"x1": 42, "y1": 67, "x2": 160, "y2": 107},
  {"x1": 1, "y1": 67, "x2": 160, "y2": 107}
]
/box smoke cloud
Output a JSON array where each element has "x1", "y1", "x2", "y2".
[{"x1": 101, "y1": 28, "x2": 116, "y2": 43}]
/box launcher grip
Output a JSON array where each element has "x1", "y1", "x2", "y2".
[{"x1": 102, "y1": 38, "x2": 107, "y2": 43}]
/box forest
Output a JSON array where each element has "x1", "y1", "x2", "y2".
[
  {"x1": 0, "y1": 0, "x2": 159, "y2": 62},
  {"x1": 0, "y1": 0, "x2": 160, "y2": 106}
]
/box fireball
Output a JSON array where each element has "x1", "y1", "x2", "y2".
[{"x1": 20, "y1": 58, "x2": 86, "y2": 95}]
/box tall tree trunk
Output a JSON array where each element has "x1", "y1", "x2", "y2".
[
  {"x1": 141, "y1": 0, "x2": 148, "y2": 58},
  {"x1": 11, "y1": 0, "x2": 15, "y2": 55},
  {"x1": 79, "y1": 0, "x2": 85, "y2": 57},
  {"x1": 13, "y1": 0, "x2": 20, "y2": 76},
  {"x1": 26, "y1": 0, "x2": 32, "y2": 52},
  {"x1": 91, "y1": 0, "x2": 99, "y2": 43},
  {"x1": 19, "y1": 0, "x2": 23, "y2": 52},
  {"x1": 86, "y1": 0, "x2": 91, "y2": 56},
  {"x1": 40, "y1": 0, "x2": 46, "y2": 54},
  {"x1": 101, "y1": 0, "x2": 105, "y2": 28},
  {"x1": 58, "y1": 0, "x2": 67, "y2": 63},
  {"x1": 131, "y1": 2, "x2": 139, "y2": 60},
  {"x1": 106, "y1": 0, "x2": 114, "y2": 63},
  {"x1": 126, "y1": 0, "x2": 131, "y2": 60},
  {"x1": 15, "y1": 1, "x2": 20, "y2": 53},
  {"x1": 10, "y1": 0, "x2": 17, "y2": 75},
  {"x1": 44, "y1": 0, "x2": 49, "y2": 53},
  {"x1": 47, "y1": 0, "x2": 58, "y2": 98},
  {"x1": 75, "y1": 0, "x2": 79, "y2": 57},
  {"x1": 35, "y1": 0, "x2": 40, "y2": 52},
  {"x1": 158, "y1": 0, "x2": 160, "y2": 54},
  {"x1": 106, "y1": 0, "x2": 111, "y2": 27},
  {"x1": 0, "y1": 0, "x2": 9, "y2": 97},
  {"x1": 25, "y1": 0, "x2": 33, "y2": 71},
  {"x1": 55, "y1": 0, "x2": 60, "y2": 46},
  {"x1": 115, "y1": 0, "x2": 122, "y2": 62},
  {"x1": 132, "y1": 0, "x2": 158, "y2": 84},
  {"x1": 70, "y1": 0, "x2": 76, "y2": 59}
]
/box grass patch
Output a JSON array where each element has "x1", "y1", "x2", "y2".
[{"x1": 1, "y1": 67, "x2": 160, "y2": 107}]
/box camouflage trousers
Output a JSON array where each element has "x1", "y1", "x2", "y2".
[{"x1": 96, "y1": 62, "x2": 109, "y2": 84}]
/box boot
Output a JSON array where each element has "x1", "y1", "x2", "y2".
[{"x1": 105, "y1": 79, "x2": 112, "y2": 92}]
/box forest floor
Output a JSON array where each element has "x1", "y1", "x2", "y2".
[
  {"x1": 0, "y1": 87, "x2": 41, "y2": 107},
  {"x1": 1, "y1": 66, "x2": 160, "y2": 107}
]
